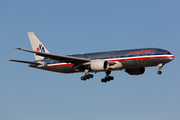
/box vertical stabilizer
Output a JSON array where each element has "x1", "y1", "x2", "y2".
[{"x1": 28, "y1": 32, "x2": 50, "y2": 60}]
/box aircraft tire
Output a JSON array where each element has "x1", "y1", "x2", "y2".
[
  {"x1": 84, "y1": 76, "x2": 87, "y2": 80},
  {"x1": 110, "y1": 76, "x2": 114, "y2": 80},
  {"x1": 157, "y1": 71, "x2": 162, "y2": 74},
  {"x1": 81, "y1": 76, "x2": 84, "y2": 80},
  {"x1": 90, "y1": 74, "x2": 94, "y2": 78},
  {"x1": 101, "y1": 78, "x2": 107, "y2": 83},
  {"x1": 81, "y1": 76, "x2": 87, "y2": 81},
  {"x1": 106, "y1": 77, "x2": 110, "y2": 81},
  {"x1": 87, "y1": 74, "x2": 91, "y2": 79}
]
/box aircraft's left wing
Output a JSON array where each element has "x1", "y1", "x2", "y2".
[
  {"x1": 7, "y1": 59, "x2": 42, "y2": 65},
  {"x1": 16, "y1": 48, "x2": 91, "y2": 64}
]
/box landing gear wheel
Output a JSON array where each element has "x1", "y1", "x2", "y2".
[
  {"x1": 81, "y1": 76, "x2": 87, "y2": 81},
  {"x1": 80, "y1": 74, "x2": 94, "y2": 81},
  {"x1": 81, "y1": 76, "x2": 84, "y2": 80},
  {"x1": 107, "y1": 77, "x2": 111, "y2": 81},
  {"x1": 101, "y1": 78, "x2": 107, "y2": 83},
  {"x1": 110, "y1": 76, "x2": 114, "y2": 80},
  {"x1": 87, "y1": 74, "x2": 91, "y2": 79},
  {"x1": 101, "y1": 71, "x2": 114, "y2": 83},
  {"x1": 157, "y1": 71, "x2": 162, "y2": 74},
  {"x1": 90, "y1": 74, "x2": 94, "y2": 78},
  {"x1": 84, "y1": 76, "x2": 87, "y2": 80}
]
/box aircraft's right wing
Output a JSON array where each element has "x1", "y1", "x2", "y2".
[{"x1": 16, "y1": 48, "x2": 91, "y2": 64}]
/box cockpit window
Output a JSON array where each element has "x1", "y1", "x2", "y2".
[{"x1": 164, "y1": 52, "x2": 171, "y2": 55}]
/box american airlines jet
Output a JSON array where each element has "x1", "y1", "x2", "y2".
[{"x1": 8, "y1": 32, "x2": 174, "y2": 83}]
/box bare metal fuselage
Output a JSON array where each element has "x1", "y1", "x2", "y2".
[{"x1": 29, "y1": 48, "x2": 174, "y2": 74}]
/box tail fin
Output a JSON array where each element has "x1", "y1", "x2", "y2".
[{"x1": 28, "y1": 32, "x2": 50, "y2": 60}]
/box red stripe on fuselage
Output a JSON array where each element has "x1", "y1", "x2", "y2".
[
  {"x1": 47, "y1": 55, "x2": 174, "y2": 67},
  {"x1": 48, "y1": 63, "x2": 74, "y2": 67},
  {"x1": 108, "y1": 55, "x2": 174, "y2": 62}
]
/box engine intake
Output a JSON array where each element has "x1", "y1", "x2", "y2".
[
  {"x1": 90, "y1": 60, "x2": 109, "y2": 71},
  {"x1": 125, "y1": 67, "x2": 145, "y2": 75}
]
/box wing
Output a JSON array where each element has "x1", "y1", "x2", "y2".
[
  {"x1": 7, "y1": 59, "x2": 42, "y2": 65},
  {"x1": 16, "y1": 48, "x2": 91, "y2": 64}
]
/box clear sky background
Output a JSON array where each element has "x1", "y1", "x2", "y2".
[{"x1": 1, "y1": 0, "x2": 180, "y2": 120}]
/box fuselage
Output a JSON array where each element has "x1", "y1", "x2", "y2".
[{"x1": 29, "y1": 48, "x2": 174, "y2": 73}]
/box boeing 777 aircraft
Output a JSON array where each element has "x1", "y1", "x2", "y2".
[{"x1": 8, "y1": 32, "x2": 174, "y2": 83}]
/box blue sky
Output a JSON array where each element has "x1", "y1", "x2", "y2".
[{"x1": 1, "y1": 0, "x2": 180, "y2": 120}]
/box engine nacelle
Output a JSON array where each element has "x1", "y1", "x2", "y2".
[
  {"x1": 125, "y1": 67, "x2": 145, "y2": 75},
  {"x1": 90, "y1": 60, "x2": 109, "y2": 71}
]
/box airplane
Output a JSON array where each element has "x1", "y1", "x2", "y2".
[{"x1": 8, "y1": 32, "x2": 175, "y2": 83}]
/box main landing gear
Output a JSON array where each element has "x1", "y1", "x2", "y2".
[
  {"x1": 101, "y1": 71, "x2": 114, "y2": 83},
  {"x1": 157, "y1": 63, "x2": 164, "y2": 75},
  {"x1": 81, "y1": 74, "x2": 94, "y2": 81}
]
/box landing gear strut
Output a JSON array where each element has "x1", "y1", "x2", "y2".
[
  {"x1": 101, "y1": 71, "x2": 114, "y2": 83},
  {"x1": 157, "y1": 63, "x2": 164, "y2": 75}
]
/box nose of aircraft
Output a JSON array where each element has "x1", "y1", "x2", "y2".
[{"x1": 170, "y1": 55, "x2": 175, "y2": 61}]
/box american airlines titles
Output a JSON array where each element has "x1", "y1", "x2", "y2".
[{"x1": 129, "y1": 50, "x2": 151, "y2": 55}]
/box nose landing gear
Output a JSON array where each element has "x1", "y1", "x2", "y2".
[{"x1": 157, "y1": 63, "x2": 164, "y2": 75}]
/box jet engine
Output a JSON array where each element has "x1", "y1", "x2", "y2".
[
  {"x1": 90, "y1": 60, "x2": 109, "y2": 71},
  {"x1": 125, "y1": 67, "x2": 145, "y2": 75}
]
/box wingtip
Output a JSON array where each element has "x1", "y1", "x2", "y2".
[
  {"x1": 15, "y1": 47, "x2": 21, "y2": 50},
  {"x1": 7, "y1": 59, "x2": 14, "y2": 62}
]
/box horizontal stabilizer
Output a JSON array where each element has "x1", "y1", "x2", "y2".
[{"x1": 7, "y1": 59, "x2": 42, "y2": 65}]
